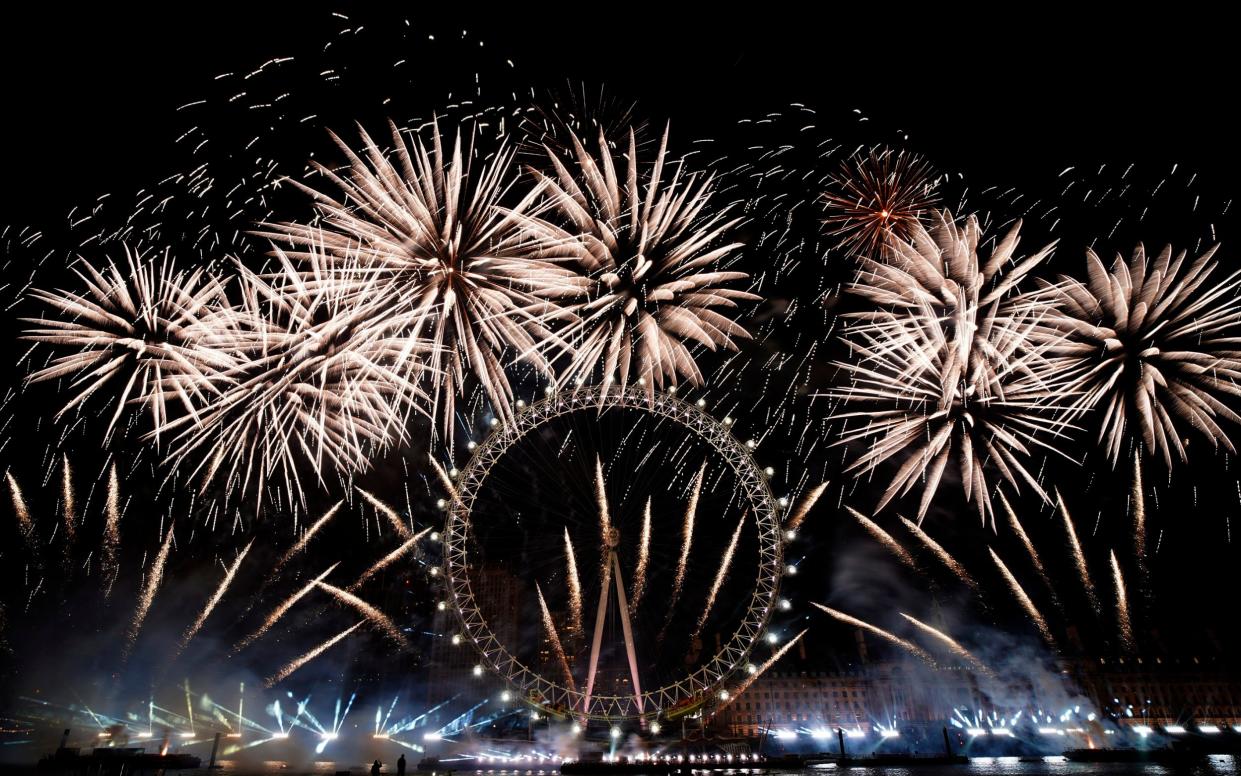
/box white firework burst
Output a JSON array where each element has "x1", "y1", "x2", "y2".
[
  {"x1": 258, "y1": 120, "x2": 578, "y2": 440},
  {"x1": 1036, "y1": 243, "x2": 1241, "y2": 467},
  {"x1": 22, "y1": 246, "x2": 230, "y2": 444},
  {"x1": 165, "y1": 243, "x2": 432, "y2": 509},
  {"x1": 517, "y1": 126, "x2": 758, "y2": 396}
]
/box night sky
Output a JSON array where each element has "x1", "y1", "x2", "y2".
[{"x1": 1, "y1": 3, "x2": 1239, "y2": 756}]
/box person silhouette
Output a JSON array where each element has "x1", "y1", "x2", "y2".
[
  {"x1": 372, "y1": 759, "x2": 382, "y2": 776},
  {"x1": 397, "y1": 754, "x2": 406, "y2": 776}
]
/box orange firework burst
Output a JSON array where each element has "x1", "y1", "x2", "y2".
[{"x1": 821, "y1": 148, "x2": 939, "y2": 257}]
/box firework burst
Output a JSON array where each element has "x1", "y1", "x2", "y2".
[
  {"x1": 1110, "y1": 550, "x2": 1135, "y2": 653},
  {"x1": 315, "y1": 581, "x2": 409, "y2": 650},
  {"x1": 692, "y1": 512, "x2": 746, "y2": 641},
  {"x1": 179, "y1": 540, "x2": 254, "y2": 654},
  {"x1": 235, "y1": 563, "x2": 340, "y2": 652},
  {"x1": 535, "y1": 583, "x2": 577, "y2": 692},
  {"x1": 821, "y1": 148, "x2": 939, "y2": 256},
  {"x1": 563, "y1": 528, "x2": 583, "y2": 636},
  {"x1": 22, "y1": 247, "x2": 230, "y2": 445},
  {"x1": 517, "y1": 127, "x2": 757, "y2": 395},
  {"x1": 898, "y1": 613, "x2": 994, "y2": 678},
  {"x1": 812, "y1": 603, "x2": 937, "y2": 668},
  {"x1": 124, "y1": 522, "x2": 176, "y2": 657},
  {"x1": 258, "y1": 121, "x2": 575, "y2": 440},
  {"x1": 165, "y1": 246, "x2": 431, "y2": 509},
  {"x1": 266, "y1": 621, "x2": 363, "y2": 687},
  {"x1": 1036, "y1": 243, "x2": 1241, "y2": 468},
  {"x1": 988, "y1": 548, "x2": 1055, "y2": 647},
  {"x1": 628, "y1": 498, "x2": 652, "y2": 615}
]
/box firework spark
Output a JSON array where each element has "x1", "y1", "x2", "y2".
[
  {"x1": 1057, "y1": 489, "x2": 1099, "y2": 613},
  {"x1": 827, "y1": 212, "x2": 1067, "y2": 523},
  {"x1": 180, "y1": 540, "x2": 254, "y2": 652},
  {"x1": 996, "y1": 490, "x2": 1055, "y2": 599},
  {"x1": 5, "y1": 472, "x2": 31, "y2": 535},
  {"x1": 667, "y1": 462, "x2": 704, "y2": 611},
  {"x1": 258, "y1": 121, "x2": 573, "y2": 441},
  {"x1": 358, "y1": 488, "x2": 413, "y2": 539},
  {"x1": 784, "y1": 481, "x2": 828, "y2": 533},
  {"x1": 517, "y1": 126, "x2": 757, "y2": 395},
  {"x1": 60, "y1": 455, "x2": 76, "y2": 543},
  {"x1": 593, "y1": 456, "x2": 611, "y2": 539},
  {"x1": 315, "y1": 581, "x2": 409, "y2": 650},
  {"x1": 166, "y1": 247, "x2": 431, "y2": 510},
  {"x1": 428, "y1": 455, "x2": 460, "y2": 505},
  {"x1": 720, "y1": 629, "x2": 808, "y2": 711},
  {"x1": 692, "y1": 513, "x2": 746, "y2": 640},
  {"x1": 898, "y1": 613, "x2": 993, "y2": 677},
  {"x1": 988, "y1": 548, "x2": 1055, "y2": 646},
  {"x1": 21, "y1": 246, "x2": 230, "y2": 444},
  {"x1": 236, "y1": 563, "x2": 340, "y2": 651},
  {"x1": 1036, "y1": 243, "x2": 1241, "y2": 468},
  {"x1": 628, "y1": 498, "x2": 652, "y2": 615},
  {"x1": 563, "y1": 528, "x2": 583, "y2": 636},
  {"x1": 348, "y1": 528, "x2": 430, "y2": 592},
  {"x1": 535, "y1": 583, "x2": 577, "y2": 692},
  {"x1": 821, "y1": 148, "x2": 939, "y2": 256},
  {"x1": 124, "y1": 522, "x2": 175, "y2": 657},
  {"x1": 273, "y1": 501, "x2": 343, "y2": 576},
  {"x1": 266, "y1": 621, "x2": 363, "y2": 687},
  {"x1": 1110, "y1": 550, "x2": 1135, "y2": 653},
  {"x1": 847, "y1": 507, "x2": 917, "y2": 572},
  {"x1": 812, "y1": 603, "x2": 936, "y2": 668},
  {"x1": 1131, "y1": 453, "x2": 1149, "y2": 592},
  {"x1": 898, "y1": 516, "x2": 978, "y2": 593},
  {"x1": 103, "y1": 463, "x2": 121, "y2": 595}
]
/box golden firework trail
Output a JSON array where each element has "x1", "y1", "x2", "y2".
[
  {"x1": 428, "y1": 455, "x2": 460, "y2": 505},
  {"x1": 1131, "y1": 453, "x2": 1150, "y2": 597},
  {"x1": 316, "y1": 581, "x2": 409, "y2": 649},
  {"x1": 563, "y1": 528, "x2": 583, "y2": 636},
  {"x1": 103, "y1": 463, "x2": 121, "y2": 596},
  {"x1": 898, "y1": 613, "x2": 994, "y2": 677},
  {"x1": 60, "y1": 455, "x2": 76, "y2": 542},
  {"x1": 124, "y1": 522, "x2": 175, "y2": 658},
  {"x1": 1057, "y1": 488, "x2": 1099, "y2": 613},
  {"x1": 594, "y1": 456, "x2": 611, "y2": 537},
  {"x1": 6, "y1": 471, "x2": 33, "y2": 537},
  {"x1": 693, "y1": 513, "x2": 746, "y2": 640},
  {"x1": 997, "y1": 490, "x2": 1055, "y2": 600},
  {"x1": 536, "y1": 583, "x2": 577, "y2": 692},
  {"x1": 898, "y1": 516, "x2": 978, "y2": 592},
  {"x1": 1110, "y1": 550, "x2": 1135, "y2": 653},
  {"x1": 235, "y1": 563, "x2": 339, "y2": 651},
  {"x1": 180, "y1": 540, "x2": 254, "y2": 652},
  {"x1": 629, "y1": 498, "x2": 652, "y2": 615},
  {"x1": 348, "y1": 527, "x2": 430, "y2": 591},
  {"x1": 812, "y1": 603, "x2": 937, "y2": 668},
  {"x1": 719, "y1": 629, "x2": 808, "y2": 711},
  {"x1": 785, "y1": 481, "x2": 829, "y2": 532},
  {"x1": 988, "y1": 548, "x2": 1055, "y2": 646},
  {"x1": 847, "y1": 507, "x2": 917, "y2": 572},
  {"x1": 668, "y1": 462, "x2": 705, "y2": 608},
  {"x1": 273, "y1": 501, "x2": 342, "y2": 575},
  {"x1": 358, "y1": 488, "x2": 412, "y2": 539},
  {"x1": 265, "y1": 621, "x2": 363, "y2": 687}
]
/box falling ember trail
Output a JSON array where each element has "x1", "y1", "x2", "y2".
[
  {"x1": 273, "y1": 501, "x2": 342, "y2": 575},
  {"x1": 720, "y1": 629, "x2": 808, "y2": 711},
  {"x1": 988, "y1": 549, "x2": 1055, "y2": 647},
  {"x1": 124, "y1": 523, "x2": 175, "y2": 658},
  {"x1": 235, "y1": 563, "x2": 339, "y2": 651},
  {"x1": 358, "y1": 488, "x2": 411, "y2": 539},
  {"x1": 693, "y1": 513, "x2": 746, "y2": 640},
  {"x1": 594, "y1": 456, "x2": 611, "y2": 537},
  {"x1": 899, "y1": 516, "x2": 978, "y2": 592},
  {"x1": 316, "y1": 581, "x2": 409, "y2": 649},
  {"x1": 848, "y1": 507, "x2": 917, "y2": 572},
  {"x1": 6, "y1": 472, "x2": 33, "y2": 537},
  {"x1": 629, "y1": 499, "x2": 652, "y2": 615},
  {"x1": 103, "y1": 464, "x2": 121, "y2": 596},
  {"x1": 998, "y1": 491, "x2": 1055, "y2": 602},
  {"x1": 563, "y1": 529, "x2": 583, "y2": 636},
  {"x1": 61, "y1": 455, "x2": 76, "y2": 542},
  {"x1": 811, "y1": 603, "x2": 937, "y2": 668},
  {"x1": 266, "y1": 622, "x2": 363, "y2": 687},
  {"x1": 349, "y1": 528, "x2": 430, "y2": 591},
  {"x1": 428, "y1": 455, "x2": 460, "y2": 505},
  {"x1": 1131, "y1": 453, "x2": 1150, "y2": 597},
  {"x1": 785, "y1": 481, "x2": 828, "y2": 533},
  {"x1": 1057, "y1": 489, "x2": 1099, "y2": 613},
  {"x1": 1110, "y1": 550, "x2": 1135, "y2": 653},
  {"x1": 898, "y1": 613, "x2": 993, "y2": 677},
  {"x1": 536, "y1": 584, "x2": 577, "y2": 692},
  {"x1": 662, "y1": 462, "x2": 704, "y2": 640},
  {"x1": 180, "y1": 540, "x2": 254, "y2": 653}
]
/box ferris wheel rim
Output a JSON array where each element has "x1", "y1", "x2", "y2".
[{"x1": 441, "y1": 385, "x2": 783, "y2": 722}]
